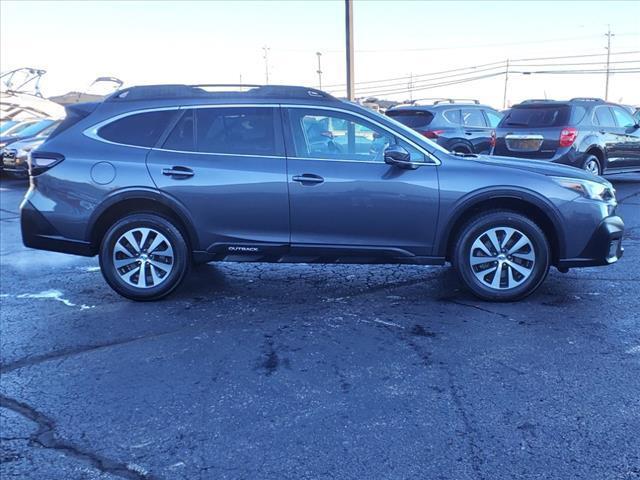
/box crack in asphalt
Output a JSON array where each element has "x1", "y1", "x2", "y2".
[
  {"x1": 0, "y1": 394, "x2": 154, "y2": 479},
  {"x1": 618, "y1": 189, "x2": 640, "y2": 204},
  {"x1": 445, "y1": 299, "x2": 510, "y2": 319},
  {"x1": 0, "y1": 326, "x2": 195, "y2": 375}
]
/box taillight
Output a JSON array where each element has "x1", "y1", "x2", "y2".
[
  {"x1": 490, "y1": 130, "x2": 496, "y2": 148},
  {"x1": 422, "y1": 129, "x2": 444, "y2": 139},
  {"x1": 28, "y1": 151, "x2": 64, "y2": 176},
  {"x1": 559, "y1": 127, "x2": 577, "y2": 147}
]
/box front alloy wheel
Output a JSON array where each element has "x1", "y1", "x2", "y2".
[{"x1": 454, "y1": 212, "x2": 550, "y2": 301}]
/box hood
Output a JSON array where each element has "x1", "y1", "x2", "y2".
[
  {"x1": 471, "y1": 154, "x2": 605, "y2": 183},
  {"x1": 0, "y1": 135, "x2": 22, "y2": 147}
]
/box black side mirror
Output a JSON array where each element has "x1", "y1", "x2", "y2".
[{"x1": 384, "y1": 144, "x2": 418, "y2": 169}]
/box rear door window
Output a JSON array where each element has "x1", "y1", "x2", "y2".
[
  {"x1": 98, "y1": 110, "x2": 177, "y2": 147},
  {"x1": 196, "y1": 107, "x2": 279, "y2": 155},
  {"x1": 462, "y1": 109, "x2": 487, "y2": 127},
  {"x1": 386, "y1": 110, "x2": 434, "y2": 129},
  {"x1": 500, "y1": 106, "x2": 570, "y2": 127},
  {"x1": 593, "y1": 107, "x2": 616, "y2": 128},
  {"x1": 443, "y1": 109, "x2": 461, "y2": 125},
  {"x1": 163, "y1": 110, "x2": 195, "y2": 151}
]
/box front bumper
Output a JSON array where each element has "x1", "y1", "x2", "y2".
[
  {"x1": 557, "y1": 215, "x2": 624, "y2": 269},
  {"x1": 1, "y1": 150, "x2": 29, "y2": 174},
  {"x1": 21, "y1": 199, "x2": 94, "y2": 256}
]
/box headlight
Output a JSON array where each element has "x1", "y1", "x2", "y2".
[{"x1": 551, "y1": 176, "x2": 616, "y2": 203}]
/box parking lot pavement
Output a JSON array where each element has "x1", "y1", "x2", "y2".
[{"x1": 0, "y1": 174, "x2": 638, "y2": 480}]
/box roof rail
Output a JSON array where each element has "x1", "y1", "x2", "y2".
[
  {"x1": 519, "y1": 99, "x2": 556, "y2": 104},
  {"x1": 107, "y1": 84, "x2": 336, "y2": 102},
  {"x1": 569, "y1": 97, "x2": 604, "y2": 102},
  {"x1": 404, "y1": 97, "x2": 481, "y2": 106}
]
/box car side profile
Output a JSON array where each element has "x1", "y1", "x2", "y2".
[
  {"x1": 491, "y1": 98, "x2": 640, "y2": 175},
  {"x1": 21, "y1": 85, "x2": 624, "y2": 301},
  {"x1": 386, "y1": 99, "x2": 503, "y2": 154}
]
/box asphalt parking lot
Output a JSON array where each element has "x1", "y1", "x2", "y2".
[{"x1": 1, "y1": 173, "x2": 639, "y2": 480}]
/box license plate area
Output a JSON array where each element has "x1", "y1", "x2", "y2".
[{"x1": 505, "y1": 135, "x2": 544, "y2": 152}]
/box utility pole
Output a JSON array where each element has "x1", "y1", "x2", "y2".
[
  {"x1": 262, "y1": 46, "x2": 270, "y2": 85},
  {"x1": 502, "y1": 58, "x2": 510, "y2": 109},
  {"x1": 316, "y1": 52, "x2": 323, "y2": 90},
  {"x1": 345, "y1": 0, "x2": 354, "y2": 100},
  {"x1": 408, "y1": 72, "x2": 414, "y2": 102},
  {"x1": 604, "y1": 25, "x2": 615, "y2": 101}
]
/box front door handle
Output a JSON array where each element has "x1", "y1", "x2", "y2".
[
  {"x1": 292, "y1": 174, "x2": 324, "y2": 185},
  {"x1": 162, "y1": 166, "x2": 194, "y2": 178}
]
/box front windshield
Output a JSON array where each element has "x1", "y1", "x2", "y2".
[
  {"x1": 14, "y1": 119, "x2": 55, "y2": 138},
  {"x1": 364, "y1": 106, "x2": 451, "y2": 155}
]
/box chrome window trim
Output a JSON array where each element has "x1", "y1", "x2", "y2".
[
  {"x1": 150, "y1": 147, "x2": 283, "y2": 159},
  {"x1": 83, "y1": 103, "x2": 440, "y2": 165}
]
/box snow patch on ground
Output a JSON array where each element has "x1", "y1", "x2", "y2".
[{"x1": 14, "y1": 290, "x2": 95, "y2": 310}]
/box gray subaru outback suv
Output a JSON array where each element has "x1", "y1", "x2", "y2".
[{"x1": 21, "y1": 85, "x2": 624, "y2": 301}]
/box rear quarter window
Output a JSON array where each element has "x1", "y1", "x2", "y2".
[
  {"x1": 569, "y1": 106, "x2": 587, "y2": 125},
  {"x1": 98, "y1": 110, "x2": 177, "y2": 147},
  {"x1": 386, "y1": 110, "x2": 434, "y2": 129},
  {"x1": 499, "y1": 105, "x2": 570, "y2": 128}
]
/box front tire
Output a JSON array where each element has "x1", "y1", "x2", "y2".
[
  {"x1": 453, "y1": 212, "x2": 550, "y2": 302},
  {"x1": 99, "y1": 213, "x2": 189, "y2": 301}
]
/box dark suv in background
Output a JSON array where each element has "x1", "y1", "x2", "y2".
[
  {"x1": 386, "y1": 99, "x2": 503, "y2": 154},
  {"x1": 491, "y1": 98, "x2": 640, "y2": 175},
  {"x1": 21, "y1": 85, "x2": 624, "y2": 302}
]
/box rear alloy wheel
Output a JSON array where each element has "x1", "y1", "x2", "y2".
[
  {"x1": 99, "y1": 213, "x2": 189, "y2": 301},
  {"x1": 582, "y1": 155, "x2": 602, "y2": 175},
  {"x1": 454, "y1": 212, "x2": 550, "y2": 301}
]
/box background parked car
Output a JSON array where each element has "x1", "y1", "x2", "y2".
[
  {"x1": 491, "y1": 98, "x2": 640, "y2": 175},
  {"x1": 386, "y1": 99, "x2": 503, "y2": 154},
  {"x1": 0, "y1": 118, "x2": 58, "y2": 150},
  {"x1": 0, "y1": 121, "x2": 59, "y2": 177},
  {"x1": 0, "y1": 118, "x2": 42, "y2": 139}
]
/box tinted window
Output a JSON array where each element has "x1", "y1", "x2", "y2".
[
  {"x1": 500, "y1": 106, "x2": 570, "y2": 127},
  {"x1": 611, "y1": 106, "x2": 636, "y2": 128},
  {"x1": 462, "y1": 109, "x2": 487, "y2": 127},
  {"x1": 164, "y1": 110, "x2": 195, "y2": 151},
  {"x1": 196, "y1": 107, "x2": 277, "y2": 155},
  {"x1": 484, "y1": 110, "x2": 502, "y2": 128},
  {"x1": 443, "y1": 109, "x2": 461, "y2": 125},
  {"x1": 99, "y1": 110, "x2": 176, "y2": 147},
  {"x1": 386, "y1": 110, "x2": 434, "y2": 129},
  {"x1": 0, "y1": 120, "x2": 18, "y2": 133},
  {"x1": 290, "y1": 109, "x2": 394, "y2": 161},
  {"x1": 594, "y1": 107, "x2": 616, "y2": 128}
]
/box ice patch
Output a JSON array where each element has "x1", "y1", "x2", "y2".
[
  {"x1": 15, "y1": 290, "x2": 95, "y2": 310},
  {"x1": 81, "y1": 266, "x2": 101, "y2": 272},
  {"x1": 626, "y1": 345, "x2": 640, "y2": 355},
  {"x1": 373, "y1": 318, "x2": 404, "y2": 329}
]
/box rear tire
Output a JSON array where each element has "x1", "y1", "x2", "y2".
[
  {"x1": 582, "y1": 155, "x2": 602, "y2": 175},
  {"x1": 99, "y1": 213, "x2": 189, "y2": 301},
  {"x1": 453, "y1": 211, "x2": 550, "y2": 302}
]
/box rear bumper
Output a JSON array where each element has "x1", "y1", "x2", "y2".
[
  {"x1": 557, "y1": 215, "x2": 624, "y2": 268},
  {"x1": 21, "y1": 200, "x2": 94, "y2": 256}
]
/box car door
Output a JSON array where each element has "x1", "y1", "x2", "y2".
[
  {"x1": 146, "y1": 105, "x2": 290, "y2": 253},
  {"x1": 610, "y1": 106, "x2": 640, "y2": 168},
  {"x1": 461, "y1": 108, "x2": 491, "y2": 153},
  {"x1": 283, "y1": 106, "x2": 440, "y2": 258},
  {"x1": 593, "y1": 105, "x2": 624, "y2": 169}
]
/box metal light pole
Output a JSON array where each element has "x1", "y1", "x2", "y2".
[
  {"x1": 345, "y1": 0, "x2": 354, "y2": 100},
  {"x1": 502, "y1": 58, "x2": 510, "y2": 109},
  {"x1": 316, "y1": 52, "x2": 323, "y2": 90},
  {"x1": 604, "y1": 26, "x2": 615, "y2": 101},
  {"x1": 262, "y1": 46, "x2": 270, "y2": 85}
]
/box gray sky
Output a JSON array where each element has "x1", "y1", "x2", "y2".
[{"x1": 2, "y1": 0, "x2": 639, "y2": 107}]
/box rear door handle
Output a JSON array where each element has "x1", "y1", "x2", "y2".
[
  {"x1": 162, "y1": 166, "x2": 194, "y2": 178},
  {"x1": 292, "y1": 174, "x2": 324, "y2": 185}
]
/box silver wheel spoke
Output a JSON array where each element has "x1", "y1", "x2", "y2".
[
  {"x1": 507, "y1": 265, "x2": 518, "y2": 289},
  {"x1": 506, "y1": 260, "x2": 532, "y2": 277},
  {"x1": 508, "y1": 236, "x2": 530, "y2": 255},
  {"x1": 501, "y1": 227, "x2": 516, "y2": 249},
  {"x1": 471, "y1": 255, "x2": 493, "y2": 266},
  {"x1": 471, "y1": 238, "x2": 492, "y2": 257},
  {"x1": 491, "y1": 263, "x2": 504, "y2": 288},
  {"x1": 512, "y1": 250, "x2": 535, "y2": 261},
  {"x1": 113, "y1": 227, "x2": 174, "y2": 289},
  {"x1": 486, "y1": 230, "x2": 501, "y2": 254}
]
